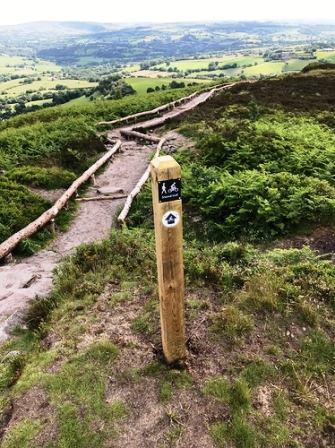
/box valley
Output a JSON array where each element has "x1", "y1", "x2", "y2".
[{"x1": 1, "y1": 20, "x2": 335, "y2": 448}]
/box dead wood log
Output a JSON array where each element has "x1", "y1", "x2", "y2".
[
  {"x1": 0, "y1": 140, "x2": 122, "y2": 261},
  {"x1": 76, "y1": 195, "x2": 127, "y2": 202},
  {"x1": 96, "y1": 92, "x2": 198, "y2": 126},
  {"x1": 106, "y1": 137, "x2": 119, "y2": 145},
  {"x1": 119, "y1": 129, "x2": 161, "y2": 143},
  {"x1": 97, "y1": 105, "x2": 169, "y2": 126},
  {"x1": 118, "y1": 138, "x2": 165, "y2": 225},
  {"x1": 97, "y1": 85, "x2": 243, "y2": 128}
]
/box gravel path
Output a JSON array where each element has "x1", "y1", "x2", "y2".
[
  {"x1": 0, "y1": 139, "x2": 154, "y2": 341},
  {"x1": 0, "y1": 88, "x2": 201, "y2": 342}
]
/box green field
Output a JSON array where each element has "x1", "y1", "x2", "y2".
[
  {"x1": 154, "y1": 55, "x2": 262, "y2": 72},
  {"x1": 33, "y1": 62, "x2": 62, "y2": 72},
  {"x1": 133, "y1": 55, "x2": 293, "y2": 80},
  {"x1": 127, "y1": 64, "x2": 142, "y2": 73},
  {"x1": 0, "y1": 55, "x2": 35, "y2": 73},
  {"x1": 230, "y1": 56, "x2": 263, "y2": 66},
  {"x1": 0, "y1": 54, "x2": 60, "y2": 74},
  {"x1": 316, "y1": 51, "x2": 335, "y2": 62},
  {"x1": 25, "y1": 99, "x2": 52, "y2": 107},
  {"x1": 157, "y1": 60, "x2": 220, "y2": 71},
  {"x1": 126, "y1": 77, "x2": 210, "y2": 94},
  {"x1": 61, "y1": 95, "x2": 91, "y2": 106},
  {"x1": 242, "y1": 61, "x2": 285, "y2": 76},
  {"x1": 75, "y1": 56, "x2": 112, "y2": 66},
  {"x1": 282, "y1": 59, "x2": 314, "y2": 72},
  {"x1": 0, "y1": 76, "x2": 97, "y2": 98}
]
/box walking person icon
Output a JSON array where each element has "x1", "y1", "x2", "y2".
[{"x1": 158, "y1": 178, "x2": 181, "y2": 203}]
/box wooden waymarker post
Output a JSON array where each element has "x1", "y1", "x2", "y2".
[{"x1": 150, "y1": 156, "x2": 186, "y2": 364}]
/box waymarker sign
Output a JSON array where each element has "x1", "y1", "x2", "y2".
[
  {"x1": 150, "y1": 156, "x2": 186, "y2": 364},
  {"x1": 158, "y1": 178, "x2": 181, "y2": 203}
]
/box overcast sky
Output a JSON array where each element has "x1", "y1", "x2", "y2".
[{"x1": 1, "y1": 0, "x2": 334, "y2": 26}]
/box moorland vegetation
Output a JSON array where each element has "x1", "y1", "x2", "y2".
[
  {"x1": 1, "y1": 21, "x2": 335, "y2": 446},
  {"x1": 0, "y1": 84, "x2": 202, "y2": 251}
]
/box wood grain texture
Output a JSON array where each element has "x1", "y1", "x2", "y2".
[{"x1": 150, "y1": 156, "x2": 186, "y2": 364}]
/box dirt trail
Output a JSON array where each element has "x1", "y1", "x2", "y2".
[
  {"x1": 0, "y1": 87, "x2": 214, "y2": 342},
  {"x1": 0, "y1": 126, "x2": 193, "y2": 342},
  {"x1": 0, "y1": 137, "x2": 156, "y2": 341}
]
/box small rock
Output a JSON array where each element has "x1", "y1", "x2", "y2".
[{"x1": 96, "y1": 187, "x2": 124, "y2": 195}]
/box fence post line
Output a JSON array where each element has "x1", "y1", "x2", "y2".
[{"x1": 150, "y1": 155, "x2": 186, "y2": 364}]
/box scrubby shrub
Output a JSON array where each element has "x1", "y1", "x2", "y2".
[
  {"x1": 0, "y1": 178, "x2": 50, "y2": 244},
  {"x1": 7, "y1": 166, "x2": 77, "y2": 189},
  {"x1": 183, "y1": 166, "x2": 335, "y2": 241}
]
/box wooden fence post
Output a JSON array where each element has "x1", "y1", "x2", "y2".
[{"x1": 150, "y1": 155, "x2": 186, "y2": 364}]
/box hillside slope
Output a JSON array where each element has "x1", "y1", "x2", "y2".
[{"x1": 1, "y1": 70, "x2": 335, "y2": 447}]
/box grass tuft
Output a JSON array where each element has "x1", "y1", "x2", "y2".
[
  {"x1": 210, "y1": 305, "x2": 254, "y2": 340},
  {"x1": 1, "y1": 418, "x2": 44, "y2": 448}
]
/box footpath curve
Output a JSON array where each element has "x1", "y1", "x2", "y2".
[
  {"x1": 0, "y1": 83, "x2": 239, "y2": 341},
  {"x1": 0, "y1": 136, "x2": 154, "y2": 340}
]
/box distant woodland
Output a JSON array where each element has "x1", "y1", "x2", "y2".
[{"x1": 0, "y1": 20, "x2": 335, "y2": 118}]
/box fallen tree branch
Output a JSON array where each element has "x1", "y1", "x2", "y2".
[
  {"x1": 120, "y1": 129, "x2": 161, "y2": 143},
  {"x1": 0, "y1": 82, "x2": 249, "y2": 263},
  {"x1": 76, "y1": 195, "x2": 127, "y2": 202},
  {"x1": 128, "y1": 89, "x2": 227, "y2": 133},
  {"x1": 106, "y1": 137, "x2": 120, "y2": 145},
  {"x1": 118, "y1": 138, "x2": 165, "y2": 225},
  {"x1": 96, "y1": 92, "x2": 198, "y2": 126},
  {"x1": 0, "y1": 140, "x2": 122, "y2": 261}
]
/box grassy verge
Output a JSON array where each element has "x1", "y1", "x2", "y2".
[
  {"x1": 2, "y1": 70, "x2": 335, "y2": 446},
  {"x1": 1, "y1": 229, "x2": 334, "y2": 447}
]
